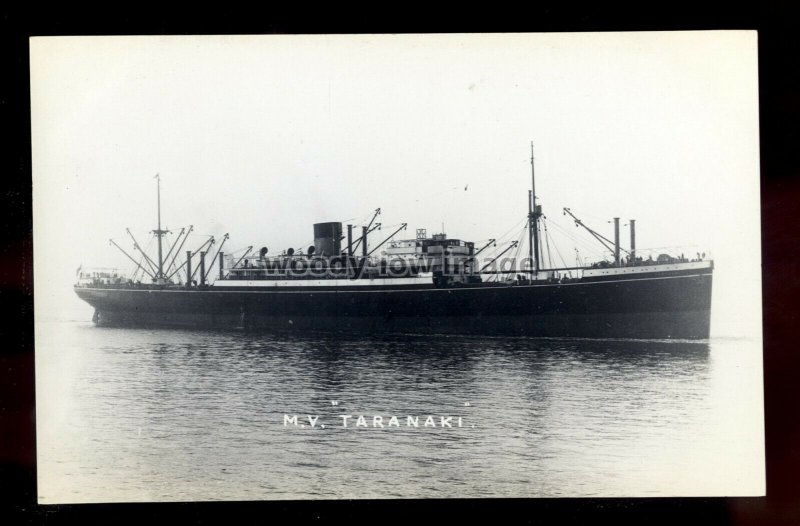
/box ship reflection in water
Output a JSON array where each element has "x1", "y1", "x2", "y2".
[{"x1": 36, "y1": 322, "x2": 761, "y2": 502}]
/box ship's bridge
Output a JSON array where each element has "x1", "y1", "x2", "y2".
[{"x1": 383, "y1": 231, "x2": 476, "y2": 277}]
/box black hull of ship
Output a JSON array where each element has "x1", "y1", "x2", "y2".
[{"x1": 75, "y1": 270, "x2": 713, "y2": 339}]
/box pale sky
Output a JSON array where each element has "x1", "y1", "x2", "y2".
[{"x1": 30, "y1": 32, "x2": 761, "y2": 337}]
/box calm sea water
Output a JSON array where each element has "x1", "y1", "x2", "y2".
[{"x1": 35, "y1": 318, "x2": 764, "y2": 503}]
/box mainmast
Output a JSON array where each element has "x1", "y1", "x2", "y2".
[{"x1": 528, "y1": 142, "x2": 542, "y2": 273}]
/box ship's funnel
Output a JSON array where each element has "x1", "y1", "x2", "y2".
[{"x1": 313, "y1": 222, "x2": 343, "y2": 257}]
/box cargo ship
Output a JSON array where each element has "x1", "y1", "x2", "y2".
[{"x1": 74, "y1": 146, "x2": 713, "y2": 339}]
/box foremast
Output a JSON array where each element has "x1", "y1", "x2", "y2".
[{"x1": 151, "y1": 174, "x2": 170, "y2": 284}]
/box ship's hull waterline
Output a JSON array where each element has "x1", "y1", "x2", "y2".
[{"x1": 75, "y1": 270, "x2": 713, "y2": 339}]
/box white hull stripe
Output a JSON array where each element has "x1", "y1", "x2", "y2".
[
  {"x1": 214, "y1": 276, "x2": 433, "y2": 287},
  {"x1": 582, "y1": 260, "x2": 712, "y2": 277},
  {"x1": 80, "y1": 272, "x2": 712, "y2": 295}
]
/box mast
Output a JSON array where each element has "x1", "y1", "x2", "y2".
[
  {"x1": 152, "y1": 174, "x2": 169, "y2": 283},
  {"x1": 528, "y1": 189, "x2": 533, "y2": 268},
  {"x1": 529, "y1": 142, "x2": 542, "y2": 273}
]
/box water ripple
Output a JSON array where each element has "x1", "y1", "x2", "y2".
[{"x1": 36, "y1": 323, "x2": 762, "y2": 502}]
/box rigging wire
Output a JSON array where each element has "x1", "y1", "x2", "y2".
[
  {"x1": 574, "y1": 248, "x2": 583, "y2": 267},
  {"x1": 487, "y1": 222, "x2": 527, "y2": 282},
  {"x1": 512, "y1": 224, "x2": 527, "y2": 273},
  {"x1": 132, "y1": 236, "x2": 156, "y2": 281},
  {"x1": 543, "y1": 218, "x2": 572, "y2": 277},
  {"x1": 497, "y1": 217, "x2": 529, "y2": 242},
  {"x1": 545, "y1": 218, "x2": 597, "y2": 250},
  {"x1": 545, "y1": 219, "x2": 608, "y2": 261},
  {"x1": 131, "y1": 252, "x2": 145, "y2": 282},
  {"x1": 548, "y1": 226, "x2": 604, "y2": 259},
  {"x1": 161, "y1": 233, "x2": 181, "y2": 278},
  {"x1": 570, "y1": 208, "x2": 613, "y2": 225},
  {"x1": 226, "y1": 245, "x2": 254, "y2": 256},
  {"x1": 128, "y1": 236, "x2": 148, "y2": 281},
  {"x1": 542, "y1": 218, "x2": 554, "y2": 269},
  {"x1": 476, "y1": 217, "x2": 528, "y2": 280}
]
